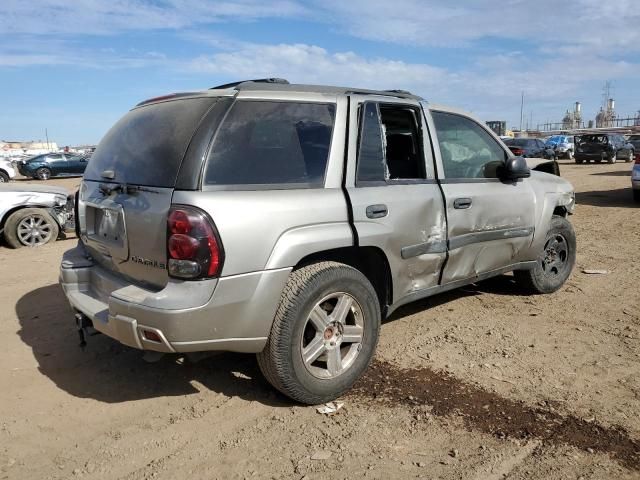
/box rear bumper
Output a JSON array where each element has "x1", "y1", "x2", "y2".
[
  {"x1": 575, "y1": 152, "x2": 609, "y2": 160},
  {"x1": 59, "y1": 243, "x2": 291, "y2": 353}
]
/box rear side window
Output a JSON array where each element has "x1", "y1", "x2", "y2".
[
  {"x1": 84, "y1": 97, "x2": 216, "y2": 187},
  {"x1": 203, "y1": 101, "x2": 335, "y2": 187}
]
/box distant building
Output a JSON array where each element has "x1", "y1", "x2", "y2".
[
  {"x1": 595, "y1": 98, "x2": 616, "y2": 128},
  {"x1": 0, "y1": 140, "x2": 58, "y2": 157},
  {"x1": 486, "y1": 120, "x2": 507, "y2": 136},
  {"x1": 562, "y1": 102, "x2": 582, "y2": 129}
]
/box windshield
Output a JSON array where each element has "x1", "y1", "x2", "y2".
[{"x1": 84, "y1": 97, "x2": 217, "y2": 187}]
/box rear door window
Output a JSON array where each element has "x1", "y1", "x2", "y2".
[
  {"x1": 203, "y1": 100, "x2": 335, "y2": 188},
  {"x1": 84, "y1": 97, "x2": 217, "y2": 187},
  {"x1": 355, "y1": 101, "x2": 426, "y2": 184}
]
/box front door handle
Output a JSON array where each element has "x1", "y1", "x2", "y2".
[
  {"x1": 453, "y1": 197, "x2": 472, "y2": 209},
  {"x1": 366, "y1": 204, "x2": 388, "y2": 219}
]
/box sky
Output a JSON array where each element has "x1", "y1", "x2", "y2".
[{"x1": 1, "y1": 0, "x2": 640, "y2": 145}]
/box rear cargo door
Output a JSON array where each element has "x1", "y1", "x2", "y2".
[{"x1": 79, "y1": 96, "x2": 222, "y2": 290}]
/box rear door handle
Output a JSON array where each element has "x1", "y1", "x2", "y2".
[
  {"x1": 366, "y1": 204, "x2": 388, "y2": 219},
  {"x1": 453, "y1": 197, "x2": 472, "y2": 209}
]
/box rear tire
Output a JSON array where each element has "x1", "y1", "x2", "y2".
[
  {"x1": 608, "y1": 153, "x2": 617, "y2": 164},
  {"x1": 0, "y1": 171, "x2": 9, "y2": 182},
  {"x1": 36, "y1": 167, "x2": 52, "y2": 180},
  {"x1": 515, "y1": 215, "x2": 576, "y2": 294},
  {"x1": 4, "y1": 208, "x2": 59, "y2": 248},
  {"x1": 567, "y1": 150, "x2": 573, "y2": 160},
  {"x1": 626, "y1": 150, "x2": 634, "y2": 163},
  {"x1": 257, "y1": 261, "x2": 381, "y2": 404},
  {"x1": 575, "y1": 158, "x2": 583, "y2": 164}
]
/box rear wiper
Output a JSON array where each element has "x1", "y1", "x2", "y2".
[{"x1": 99, "y1": 183, "x2": 159, "y2": 195}]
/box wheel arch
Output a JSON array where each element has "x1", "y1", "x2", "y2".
[
  {"x1": 0, "y1": 205, "x2": 62, "y2": 233},
  {"x1": 293, "y1": 246, "x2": 393, "y2": 316}
]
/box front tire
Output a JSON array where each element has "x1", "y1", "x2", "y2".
[
  {"x1": 257, "y1": 261, "x2": 381, "y2": 404},
  {"x1": 515, "y1": 215, "x2": 576, "y2": 294},
  {"x1": 575, "y1": 157, "x2": 583, "y2": 164},
  {"x1": 0, "y1": 171, "x2": 9, "y2": 182},
  {"x1": 608, "y1": 153, "x2": 617, "y2": 164},
  {"x1": 626, "y1": 150, "x2": 634, "y2": 163},
  {"x1": 4, "y1": 208, "x2": 59, "y2": 248}
]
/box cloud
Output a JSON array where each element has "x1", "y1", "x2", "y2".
[
  {"x1": 0, "y1": 0, "x2": 307, "y2": 35},
  {"x1": 316, "y1": 0, "x2": 640, "y2": 54},
  {"x1": 0, "y1": 36, "x2": 172, "y2": 69},
  {"x1": 189, "y1": 43, "x2": 449, "y2": 91},
  {"x1": 186, "y1": 41, "x2": 640, "y2": 126}
]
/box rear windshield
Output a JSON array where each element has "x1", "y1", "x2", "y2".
[
  {"x1": 204, "y1": 100, "x2": 335, "y2": 188},
  {"x1": 84, "y1": 97, "x2": 216, "y2": 187},
  {"x1": 576, "y1": 135, "x2": 608, "y2": 144},
  {"x1": 505, "y1": 139, "x2": 530, "y2": 146}
]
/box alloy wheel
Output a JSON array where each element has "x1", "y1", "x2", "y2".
[
  {"x1": 17, "y1": 214, "x2": 54, "y2": 246},
  {"x1": 301, "y1": 292, "x2": 364, "y2": 379}
]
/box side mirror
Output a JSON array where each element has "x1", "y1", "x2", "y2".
[{"x1": 499, "y1": 156, "x2": 530, "y2": 181}]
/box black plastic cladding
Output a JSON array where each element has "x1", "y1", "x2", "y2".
[{"x1": 175, "y1": 97, "x2": 234, "y2": 191}]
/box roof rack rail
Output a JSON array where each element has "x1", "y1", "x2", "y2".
[
  {"x1": 384, "y1": 89, "x2": 413, "y2": 95},
  {"x1": 345, "y1": 89, "x2": 420, "y2": 100},
  {"x1": 210, "y1": 78, "x2": 290, "y2": 90}
]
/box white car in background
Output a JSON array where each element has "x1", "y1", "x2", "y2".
[
  {"x1": 0, "y1": 157, "x2": 16, "y2": 182},
  {"x1": 0, "y1": 184, "x2": 75, "y2": 247},
  {"x1": 545, "y1": 135, "x2": 575, "y2": 160}
]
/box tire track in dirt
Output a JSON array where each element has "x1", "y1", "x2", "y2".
[{"x1": 350, "y1": 360, "x2": 640, "y2": 471}]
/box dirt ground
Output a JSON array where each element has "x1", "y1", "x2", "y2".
[{"x1": 1, "y1": 161, "x2": 639, "y2": 480}]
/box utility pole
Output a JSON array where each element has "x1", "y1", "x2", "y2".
[
  {"x1": 519, "y1": 91, "x2": 524, "y2": 132},
  {"x1": 45, "y1": 128, "x2": 50, "y2": 152}
]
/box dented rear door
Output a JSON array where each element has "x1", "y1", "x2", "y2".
[{"x1": 345, "y1": 96, "x2": 447, "y2": 303}]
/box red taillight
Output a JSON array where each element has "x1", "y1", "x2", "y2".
[
  {"x1": 167, "y1": 207, "x2": 224, "y2": 279},
  {"x1": 168, "y1": 210, "x2": 191, "y2": 234},
  {"x1": 635, "y1": 153, "x2": 640, "y2": 164},
  {"x1": 168, "y1": 234, "x2": 200, "y2": 259},
  {"x1": 511, "y1": 148, "x2": 524, "y2": 156}
]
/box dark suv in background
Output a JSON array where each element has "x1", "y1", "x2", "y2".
[{"x1": 574, "y1": 133, "x2": 634, "y2": 164}]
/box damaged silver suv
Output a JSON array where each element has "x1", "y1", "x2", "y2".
[{"x1": 60, "y1": 79, "x2": 576, "y2": 404}]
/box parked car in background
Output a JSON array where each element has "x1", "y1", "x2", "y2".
[
  {"x1": 632, "y1": 152, "x2": 640, "y2": 203},
  {"x1": 60, "y1": 79, "x2": 576, "y2": 404},
  {"x1": 17, "y1": 153, "x2": 90, "y2": 180},
  {"x1": 545, "y1": 135, "x2": 575, "y2": 159},
  {"x1": 0, "y1": 158, "x2": 17, "y2": 182},
  {"x1": 627, "y1": 134, "x2": 640, "y2": 152},
  {"x1": 0, "y1": 183, "x2": 75, "y2": 247},
  {"x1": 503, "y1": 138, "x2": 556, "y2": 159},
  {"x1": 574, "y1": 133, "x2": 634, "y2": 164}
]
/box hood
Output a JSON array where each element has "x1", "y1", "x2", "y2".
[
  {"x1": 0, "y1": 183, "x2": 70, "y2": 196},
  {"x1": 529, "y1": 170, "x2": 572, "y2": 191}
]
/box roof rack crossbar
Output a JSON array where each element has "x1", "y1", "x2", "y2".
[{"x1": 210, "y1": 78, "x2": 290, "y2": 90}]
